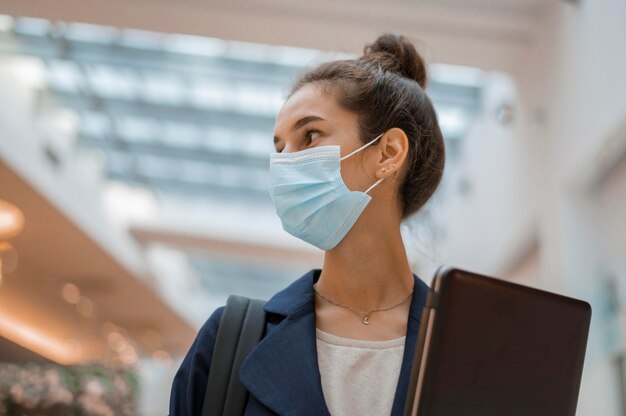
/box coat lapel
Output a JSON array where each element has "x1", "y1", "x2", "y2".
[
  {"x1": 391, "y1": 272, "x2": 429, "y2": 415},
  {"x1": 239, "y1": 268, "x2": 430, "y2": 416},
  {"x1": 240, "y1": 269, "x2": 329, "y2": 415}
]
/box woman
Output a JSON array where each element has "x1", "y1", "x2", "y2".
[{"x1": 170, "y1": 33, "x2": 445, "y2": 416}]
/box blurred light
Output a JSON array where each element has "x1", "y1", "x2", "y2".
[
  {"x1": 47, "y1": 60, "x2": 81, "y2": 93},
  {"x1": 438, "y1": 107, "x2": 470, "y2": 139},
  {"x1": 61, "y1": 283, "x2": 81, "y2": 304},
  {"x1": 101, "y1": 182, "x2": 158, "y2": 226},
  {"x1": 107, "y1": 330, "x2": 127, "y2": 351},
  {"x1": 0, "y1": 242, "x2": 18, "y2": 284},
  {"x1": 119, "y1": 28, "x2": 164, "y2": 50},
  {"x1": 87, "y1": 65, "x2": 138, "y2": 100},
  {"x1": 0, "y1": 14, "x2": 14, "y2": 32},
  {"x1": 0, "y1": 199, "x2": 25, "y2": 240},
  {"x1": 65, "y1": 22, "x2": 117, "y2": 44},
  {"x1": 8, "y1": 57, "x2": 46, "y2": 89},
  {"x1": 226, "y1": 39, "x2": 327, "y2": 66},
  {"x1": 58, "y1": 111, "x2": 80, "y2": 137},
  {"x1": 119, "y1": 343, "x2": 138, "y2": 364},
  {"x1": 101, "y1": 321, "x2": 117, "y2": 335},
  {"x1": 0, "y1": 311, "x2": 78, "y2": 364},
  {"x1": 76, "y1": 296, "x2": 95, "y2": 317},
  {"x1": 13, "y1": 17, "x2": 50, "y2": 36},
  {"x1": 152, "y1": 349, "x2": 172, "y2": 364},
  {"x1": 430, "y1": 63, "x2": 484, "y2": 88},
  {"x1": 117, "y1": 115, "x2": 159, "y2": 143},
  {"x1": 272, "y1": 45, "x2": 333, "y2": 67},
  {"x1": 165, "y1": 34, "x2": 227, "y2": 57}
]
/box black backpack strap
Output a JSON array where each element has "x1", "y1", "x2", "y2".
[{"x1": 201, "y1": 295, "x2": 266, "y2": 416}]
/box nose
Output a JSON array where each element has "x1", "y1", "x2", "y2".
[{"x1": 281, "y1": 142, "x2": 304, "y2": 154}]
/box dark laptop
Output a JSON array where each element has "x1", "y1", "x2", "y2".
[{"x1": 404, "y1": 266, "x2": 592, "y2": 416}]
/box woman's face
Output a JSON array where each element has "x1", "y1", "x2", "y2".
[{"x1": 273, "y1": 84, "x2": 382, "y2": 193}]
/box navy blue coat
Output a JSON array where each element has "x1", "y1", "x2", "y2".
[{"x1": 169, "y1": 268, "x2": 429, "y2": 415}]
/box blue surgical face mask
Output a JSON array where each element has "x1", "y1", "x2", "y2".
[{"x1": 269, "y1": 133, "x2": 385, "y2": 250}]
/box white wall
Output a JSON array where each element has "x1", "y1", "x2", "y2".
[
  {"x1": 540, "y1": 1, "x2": 626, "y2": 413},
  {"x1": 441, "y1": 70, "x2": 542, "y2": 277},
  {"x1": 438, "y1": 1, "x2": 626, "y2": 414}
]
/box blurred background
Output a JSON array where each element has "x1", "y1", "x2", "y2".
[{"x1": 0, "y1": 0, "x2": 623, "y2": 414}]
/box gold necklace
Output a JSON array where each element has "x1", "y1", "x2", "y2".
[{"x1": 313, "y1": 282, "x2": 413, "y2": 325}]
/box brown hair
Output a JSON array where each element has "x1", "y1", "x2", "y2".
[{"x1": 289, "y1": 33, "x2": 445, "y2": 218}]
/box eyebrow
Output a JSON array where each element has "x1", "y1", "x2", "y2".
[{"x1": 273, "y1": 115, "x2": 326, "y2": 144}]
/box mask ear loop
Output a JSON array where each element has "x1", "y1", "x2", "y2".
[
  {"x1": 340, "y1": 133, "x2": 384, "y2": 161},
  {"x1": 364, "y1": 177, "x2": 385, "y2": 194},
  {"x1": 341, "y1": 132, "x2": 386, "y2": 194}
]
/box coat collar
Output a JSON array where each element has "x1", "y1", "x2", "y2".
[{"x1": 240, "y1": 268, "x2": 430, "y2": 415}]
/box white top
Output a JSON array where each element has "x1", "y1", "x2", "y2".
[{"x1": 315, "y1": 328, "x2": 406, "y2": 416}]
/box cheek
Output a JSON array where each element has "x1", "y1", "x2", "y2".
[{"x1": 339, "y1": 157, "x2": 374, "y2": 192}]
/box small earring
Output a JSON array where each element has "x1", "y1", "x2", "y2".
[{"x1": 382, "y1": 168, "x2": 387, "y2": 172}]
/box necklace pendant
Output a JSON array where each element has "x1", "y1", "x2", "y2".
[{"x1": 362, "y1": 313, "x2": 370, "y2": 325}]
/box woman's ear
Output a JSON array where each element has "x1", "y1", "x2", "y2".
[{"x1": 376, "y1": 127, "x2": 409, "y2": 179}]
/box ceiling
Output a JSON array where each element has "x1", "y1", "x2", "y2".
[
  {"x1": 0, "y1": 16, "x2": 482, "y2": 206},
  {"x1": 0, "y1": 0, "x2": 554, "y2": 77},
  {"x1": 0, "y1": 157, "x2": 195, "y2": 364}
]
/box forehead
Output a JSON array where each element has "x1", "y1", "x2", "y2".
[{"x1": 275, "y1": 84, "x2": 353, "y2": 129}]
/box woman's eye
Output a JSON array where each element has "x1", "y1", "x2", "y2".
[{"x1": 305, "y1": 129, "x2": 321, "y2": 142}]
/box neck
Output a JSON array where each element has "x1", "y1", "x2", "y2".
[{"x1": 316, "y1": 212, "x2": 414, "y2": 312}]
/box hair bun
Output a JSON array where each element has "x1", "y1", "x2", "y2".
[{"x1": 362, "y1": 33, "x2": 427, "y2": 88}]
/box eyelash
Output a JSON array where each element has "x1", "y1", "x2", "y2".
[{"x1": 276, "y1": 129, "x2": 321, "y2": 153}]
